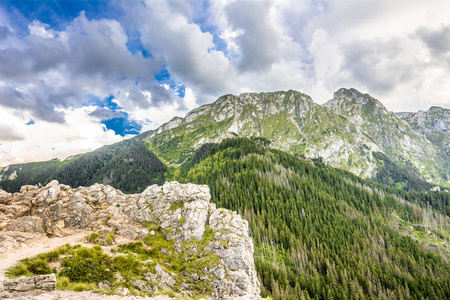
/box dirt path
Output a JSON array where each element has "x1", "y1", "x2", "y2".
[
  {"x1": 0, "y1": 231, "x2": 174, "y2": 299},
  {"x1": 0, "y1": 231, "x2": 89, "y2": 280}
]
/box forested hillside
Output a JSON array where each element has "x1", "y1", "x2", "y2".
[
  {"x1": 175, "y1": 138, "x2": 450, "y2": 300},
  {"x1": 0, "y1": 138, "x2": 166, "y2": 193},
  {"x1": 2, "y1": 136, "x2": 450, "y2": 299}
]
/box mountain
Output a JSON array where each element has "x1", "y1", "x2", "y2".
[
  {"x1": 398, "y1": 106, "x2": 450, "y2": 179},
  {"x1": 324, "y1": 88, "x2": 445, "y2": 184},
  {"x1": 1, "y1": 88, "x2": 449, "y2": 193},
  {"x1": 143, "y1": 90, "x2": 380, "y2": 178},
  {"x1": 143, "y1": 88, "x2": 449, "y2": 186}
]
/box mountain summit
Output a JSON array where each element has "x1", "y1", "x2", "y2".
[
  {"x1": 1, "y1": 88, "x2": 449, "y2": 191},
  {"x1": 142, "y1": 88, "x2": 448, "y2": 184}
]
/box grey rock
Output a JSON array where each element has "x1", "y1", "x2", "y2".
[
  {"x1": 130, "y1": 279, "x2": 153, "y2": 293},
  {"x1": 6, "y1": 216, "x2": 44, "y2": 233},
  {"x1": 154, "y1": 264, "x2": 175, "y2": 288},
  {"x1": 0, "y1": 181, "x2": 261, "y2": 298},
  {"x1": 98, "y1": 280, "x2": 111, "y2": 290},
  {"x1": 3, "y1": 274, "x2": 56, "y2": 292},
  {"x1": 19, "y1": 185, "x2": 38, "y2": 194},
  {"x1": 115, "y1": 287, "x2": 130, "y2": 296}
]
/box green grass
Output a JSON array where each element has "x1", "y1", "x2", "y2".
[
  {"x1": 6, "y1": 225, "x2": 223, "y2": 298},
  {"x1": 169, "y1": 201, "x2": 184, "y2": 211}
]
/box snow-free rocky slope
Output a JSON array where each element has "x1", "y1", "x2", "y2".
[
  {"x1": 0, "y1": 181, "x2": 260, "y2": 299},
  {"x1": 143, "y1": 88, "x2": 448, "y2": 185},
  {"x1": 397, "y1": 106, "x2": 450, "y2": 178}
]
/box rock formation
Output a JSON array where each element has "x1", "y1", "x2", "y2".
[
  {"x1": 0, "y1": 181, "x2": 260, "y2": 299},
  {"x1": 3, "y1": 274, "x2": 56, "y2": 292}
]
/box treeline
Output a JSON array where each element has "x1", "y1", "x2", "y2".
[
  {"x1": 0, "y1": 139, "x2": 166, "y2": 193},
  {"x1": 175, "y1": 138, "x2": 450, "y2": 300}
]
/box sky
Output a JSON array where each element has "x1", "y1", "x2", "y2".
[{"x1": 0, "y1": 0, "x2": 449, "y2": 167}]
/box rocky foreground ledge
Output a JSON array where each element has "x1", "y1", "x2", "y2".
[{"x1": 0, "y1": 181, "x2": 261, "y2": 299}]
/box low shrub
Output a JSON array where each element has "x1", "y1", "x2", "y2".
[{"x1": 59, "y1": 246, "x2": 113, "y2": 283}]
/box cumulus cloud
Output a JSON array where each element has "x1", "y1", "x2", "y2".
[
  {"x1": 0, "y1": 10, "x2": 175, "y2": 123},
  {"x1": 89, "y1": 107, "x2": 125, "y2": 120},
  {"x1": 1, "y1": 0, "x2": 450, "y2": 165},
  {"x1": 0, "y1": 106, "x2": 125, "y2": 166},
  {"x1": 125, "y1": 1, "x2": 236, "y2": 100},
  {"x1": 224, "y1": 1, "x2": 280, "y2": 72}
]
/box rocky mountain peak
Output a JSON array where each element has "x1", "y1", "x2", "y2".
[{"x1": 326, "y1": 88, "x2": 388, "y2": 115}]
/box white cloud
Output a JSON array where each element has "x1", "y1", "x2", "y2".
[
  {"x1": 1, "y1": 0, "x2": 450, "y2": 166},
  {"x1": 0, "y1": 106, "x2": 126, "y2": 167},
  {"x1": 28, "y1": 20, "x2": 54, "y2": 39}
]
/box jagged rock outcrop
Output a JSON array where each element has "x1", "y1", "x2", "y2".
[{"x1": 0, "y1": 181, "x2": 260, "y2": 299}]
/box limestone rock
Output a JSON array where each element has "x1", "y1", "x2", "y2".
[
  {"x1": 0, "y1": 181, "x2": 261, "y2": 298},
  {"x1": 3, "y1": 274, "x2": 56, "y2": 292},
  {"x1": 6, "y1": 216, "x2": 44, "y2": 233}
]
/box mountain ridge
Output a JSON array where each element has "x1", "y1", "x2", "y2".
[
  {"x1": 1, "y1": 88, "x2": 449, "y2": 191},
  {"x1": 142, "y1": 88, "x2": 449, "y2": 185}
]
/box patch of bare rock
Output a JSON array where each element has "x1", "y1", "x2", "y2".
[{"x1": 0, "y1": 181, "x2": 261, "y2": 299}]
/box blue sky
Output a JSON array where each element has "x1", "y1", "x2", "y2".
[{"x1": 0, "y1": 0, "x2": 449, "y2": 166}]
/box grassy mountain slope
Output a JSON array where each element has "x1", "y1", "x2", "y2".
[
  {"x1": 142, "y1": 90, "x2": 381, "y2": 178},
  {"x1": 175, "y1": 138, "x2": 450, "y2": 300},
  {"x1": 2, "y1": 88, "x2": 449, "y2": 192},
  {"x1": 142, "y1": 88, "x2": 449, "y2": 185}
]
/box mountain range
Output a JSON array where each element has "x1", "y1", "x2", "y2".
[
  {"x1": 1, "y1": 88, "x2": 450, "y2": 299},
  {"x1": 1, "y1": 88, "x2": 449, "y2": 192}
]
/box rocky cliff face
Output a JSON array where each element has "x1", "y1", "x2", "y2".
[
  {"x1": 0, "y1": 181, "x2": 260, "y2": 299},
  {"x1": 398, "y1": 106, "x2": 450, "y2": 179},
  {"x1": 324, "y1": 88, "x2": 445, "y2": 183}
]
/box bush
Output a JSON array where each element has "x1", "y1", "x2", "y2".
[
  {"x1": 59, "y1": 246, "x2": 113, "y2": 283},
  {"x1": 105, "y1": 232, "x2": 115, "y2": 245},
  {"x1": 57, "y1": 276, "x2": 71, "y2": 289},
  {"x1": 27, "y1": 258, "x2": 52, "y2": 275},
  {"x1": 5, "y1": 263, "x2": 31, "y2": 278},
  {"x1": 112, "y1": 254, "x2": 142, "y2": 280},
  {"x1": 85, "y1": 232, "x2": 99, "y2": 244}
]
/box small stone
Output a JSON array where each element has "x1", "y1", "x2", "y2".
[
  {"x1": 98, "y1": 280, "x2": 111, "y2": 290},
  {"x1": 116, "y1": 287, "x2": 130, "y2": 296}
]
